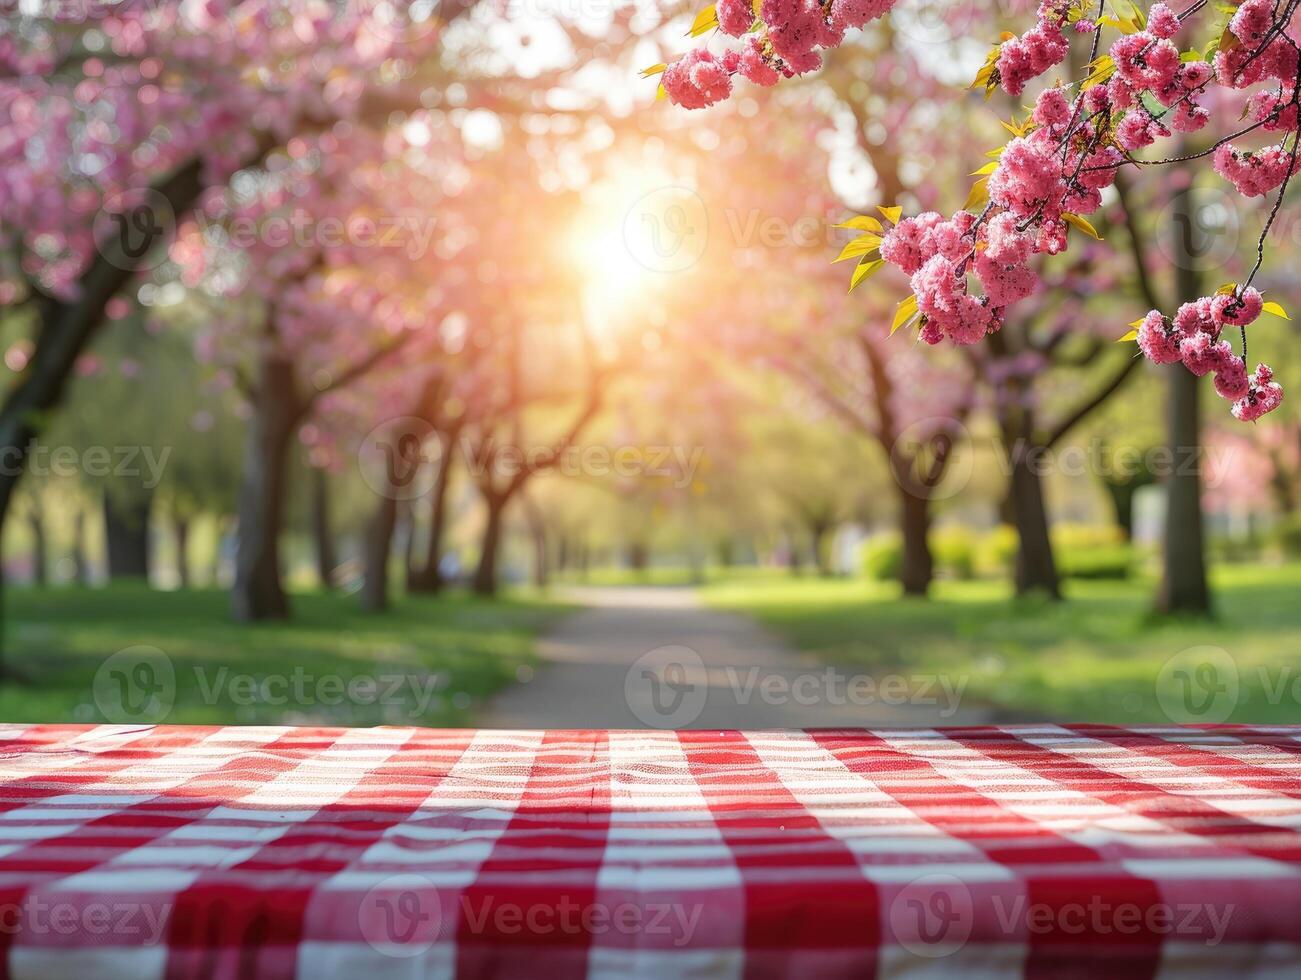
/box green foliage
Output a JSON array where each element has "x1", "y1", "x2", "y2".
[
  {"x1": 0, "y1": 585, "x2": 564, "y2": 726},
  {"x1": 976, "y1": 524, "x2": 1019, "y2": 576},
  {"x1": 860, "y1": 534, "x2": 902, "y2": 582},
  {"x1": 1276, "y1": 514, "x2": 1301, "y2": 559},
  {"x1": 1050, "y1": 523, "x2": 1131, "y2": 580},
  {"x1": 1057, "y1": 544, "x2": 1133, "y2": 580},
  {"x1": 931, "y1": 526, "x2": 976, "y2": 580},
  {"x1": 704, "y1": 563, "x2": 1301, "y2": 724}
]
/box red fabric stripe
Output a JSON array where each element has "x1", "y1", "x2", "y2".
[
  {"x1": 812, "y1": 730, "x2": 1166, "y2": 980},
  {"x1": 455, "y1": 731, "x2": 614, "y2": 980},
  {"x1": 163, "y1": 729, "x2": 477, "y2": 979},
  {"x1": 678, "y1": 731, "x2": 880, "y2": 980}
]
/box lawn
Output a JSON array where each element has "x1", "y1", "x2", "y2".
[
  {"x1": 0, "y1": 585, "x2": 564, "y2": 727},
  {"x1": 703, "y1": 563, "x2": 1301, "y2": 725}
]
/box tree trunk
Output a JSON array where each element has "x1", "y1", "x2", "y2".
[
  {"x1": 1155, "y1": 173, "x2": 1211, "y2": 616},
  {"x1": 27, "y1": 511, "x2": 46, "y2": 587},
  {"x1": 174, "y1": 515, "x2": 190, "y2": 590},
  {"x1": 103, "y1": 488, "x2": 152, "y2": 581},
  {"x1": 523, "y1": 497, "x2": 548, "y2": 589},
  {"x1": 1102, "y1": 475, "x2": 1152, "y2": 541},
  {"x1": 361, "y1": 493, "x2": 399, "y2": 613},
  {"x1": 785, "y1": 529, "x2": 805, "y2": 577},
  {"x1": 310, "y1": 466, "x2": 336, "y2": 591},
  {"x1": 899, "y1": 490, "x2": 933, "y2": 597},
  {"x1": 1006, "y1": 450, "x2": 1061, "y2": 598},
  {"x1": 472, "y1": 495, "x2": 506, "y2": 597},
  {"x1": 72, "y1": 509, "x2": 91, "y2": 585},
  {"x1": 1156, "y1": 364, "x2": 1211, "y2": 614},
  {"x1": 231, "y1": 356, "x2": 297, "y2": 622},
  {"x1": 809, "y1": 519, "x2": 833, "y2": 577},
  {"x1": 407, "y1": 437, "x2": 454, "y2": 594}
]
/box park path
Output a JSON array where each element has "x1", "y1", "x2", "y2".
[{"x1": 477, "y1": 586, "x2": 1003, "y2": 730}]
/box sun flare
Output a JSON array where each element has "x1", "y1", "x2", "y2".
[{"x1": 566, "y1": 170, "x2": 707, "y2": 331}]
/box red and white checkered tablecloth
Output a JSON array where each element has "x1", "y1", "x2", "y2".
[{"x1": 1, "y1": 724, "x2": 1300, "y2": 979}]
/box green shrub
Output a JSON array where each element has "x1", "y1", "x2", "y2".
[
  {"x1": 1051, "y1": 523, "x2": 1125, "y2": 551},
  {"x1": 860, "y1": 534, "x2": 902, "y2": 582},
  {"x1": 1277, "y1": 515, "x2": 1301, "y2": 558},
  {"x1": 931, "y1": 526, "x2": 976, "y2": 579},
  {"x1": 1056, "y1": 543, "x2": 1134, "y2": 580},
  {"x1": 976, "y1": 525, "x2": 1019, "y2": 576}
]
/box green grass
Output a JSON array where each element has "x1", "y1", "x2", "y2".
[
  {"x1": 703, "y1": 563, "x2": 1301, "y2": 724},
  {"x1": 0, "y1": 585, "x2": 566, "y2": 727}
]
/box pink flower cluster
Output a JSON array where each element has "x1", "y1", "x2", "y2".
[
  {"x1": 874, "y1": 83, "x2": 1120, "y2": 344},
  {"x1": 661, "y1": 1, "x2": 1301, "y2": 423},
  {"x1": 995, "y1": 1, "x2": 1072, "y2": 97},
  {"x1": 879, "y1": 209, "x2": 1041, "y2": 346},
  {"x1": 1137, "y1": 288, "x2": 1283, "y2": 421},
  {"x1": 661, "y1": 0, "x2": 896, "y2": 108},
  {"x1": 868, "y1": 2, "x2": 1297, "y2": 423}
]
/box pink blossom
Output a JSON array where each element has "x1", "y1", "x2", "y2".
[
  {"x1": 1137, "y1": 311, "x2": 1181, "y2": 364},
  {"x1": 1232, "y1": 364, "x2": 1285, "y2": 421},
  {"x1": 662, "y1": 50, "x2": 733, "y2": 109}
]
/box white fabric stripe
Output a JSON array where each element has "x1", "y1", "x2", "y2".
[
  {"x1": 1021, "y1": 726, "x2": 1301, "y2": 831},
  {"x1": 1153, "y1": 941, "x2": 1301, "y2": 979},
  {"x1": 295, "y1": 730, "x2": 546, "y2": 980},
  {"x1": 49, "y1": 727, "x2": 414, "y2": 892},
  {"x1": 743, "y1": 732, "x2": 1008, "y2": 879},
  {"x1": 874, "y1": 729, "x2": 1298, "y2": 880},
  {"x1": 11, "y1": 944, "x2": 167, "y2": 980},
  {"x1": 0, "y1": 728, "x2": 279, "y2": 849},
  {"x1": 588, "y1": 732, "x2": 744, "y2": 980},
  {"x1": 0, "y1": 726, "x2": 165, "y2": 792}
]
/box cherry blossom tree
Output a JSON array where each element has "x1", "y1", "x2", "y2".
[
  {"x1": 178, "y1": 119, "x2": 457, "y2": 619},
  {"x1": 0, "y1": 1, "x2": 469, "y2": 638},
  {"x1": 656, "y1": 0, "x2": 1301, "y2": 612}
]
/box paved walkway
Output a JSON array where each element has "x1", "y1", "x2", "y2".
[{"x1": 477, "y1": 586, "x2": 1005, "y2": 730}]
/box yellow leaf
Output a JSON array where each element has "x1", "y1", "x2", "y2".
[
  {"x1": 833, "y1": 235, "x2": 882, "y2": 263},
  {"x1": 687, "y1": 4, "x2": 718, "y2": 36},
  {"x1": 964, "y1": 176, "x2": 990, "y2": 212},
  {"x1": 891, "y1": 295, "x2": 919, "y2": 335},
  {"x1": 1129, "y1": 316, "x2": 1146, "y2": 328},
  {"x1": 877, "y1": 205, "x2": 903, "y2": 224},
  {"x1": 656, "y1": 82, "x2": 666, "y2": 102},
  {"x1": 833, "y1": 215, "x2": 884, "y2": 233},
  {"x1": 640, "y1": 63, "x2": 667, "y2": 77},
  {"x1": 1082, "y1": 54, "x2": 1115, "y2": 90},
  {"x1": 1117, "y1": 328, "x2": 1139, "y2": 343},
  {"x1": 1262, "y1": 300, "x2": 1291, "y2": 320},
  {"x1": 969, "y1": 161, "x2": 999, "y2": 176},
  {"x1": 1062, "y1": 212, "x2": 1102, "y2": 240},
  {"x1": 849, "y1": 258, "x2": 885, "y2": 292},
  {"x1": 1216, "y1": 282, "x2": 1239, "y2": 295}
]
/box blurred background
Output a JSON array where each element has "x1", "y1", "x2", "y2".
[{"x1": 2, "y1": 0, "x2": 1299, "y2": 731}]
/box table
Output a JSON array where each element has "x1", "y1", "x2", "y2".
[{"x1": 1, "y1": 724, "x2": 1299, "y2": 978}]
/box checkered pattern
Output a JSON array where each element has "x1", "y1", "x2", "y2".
[{"x1": 1, "y1": 724, "x2": 1300, "y2": 979}]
